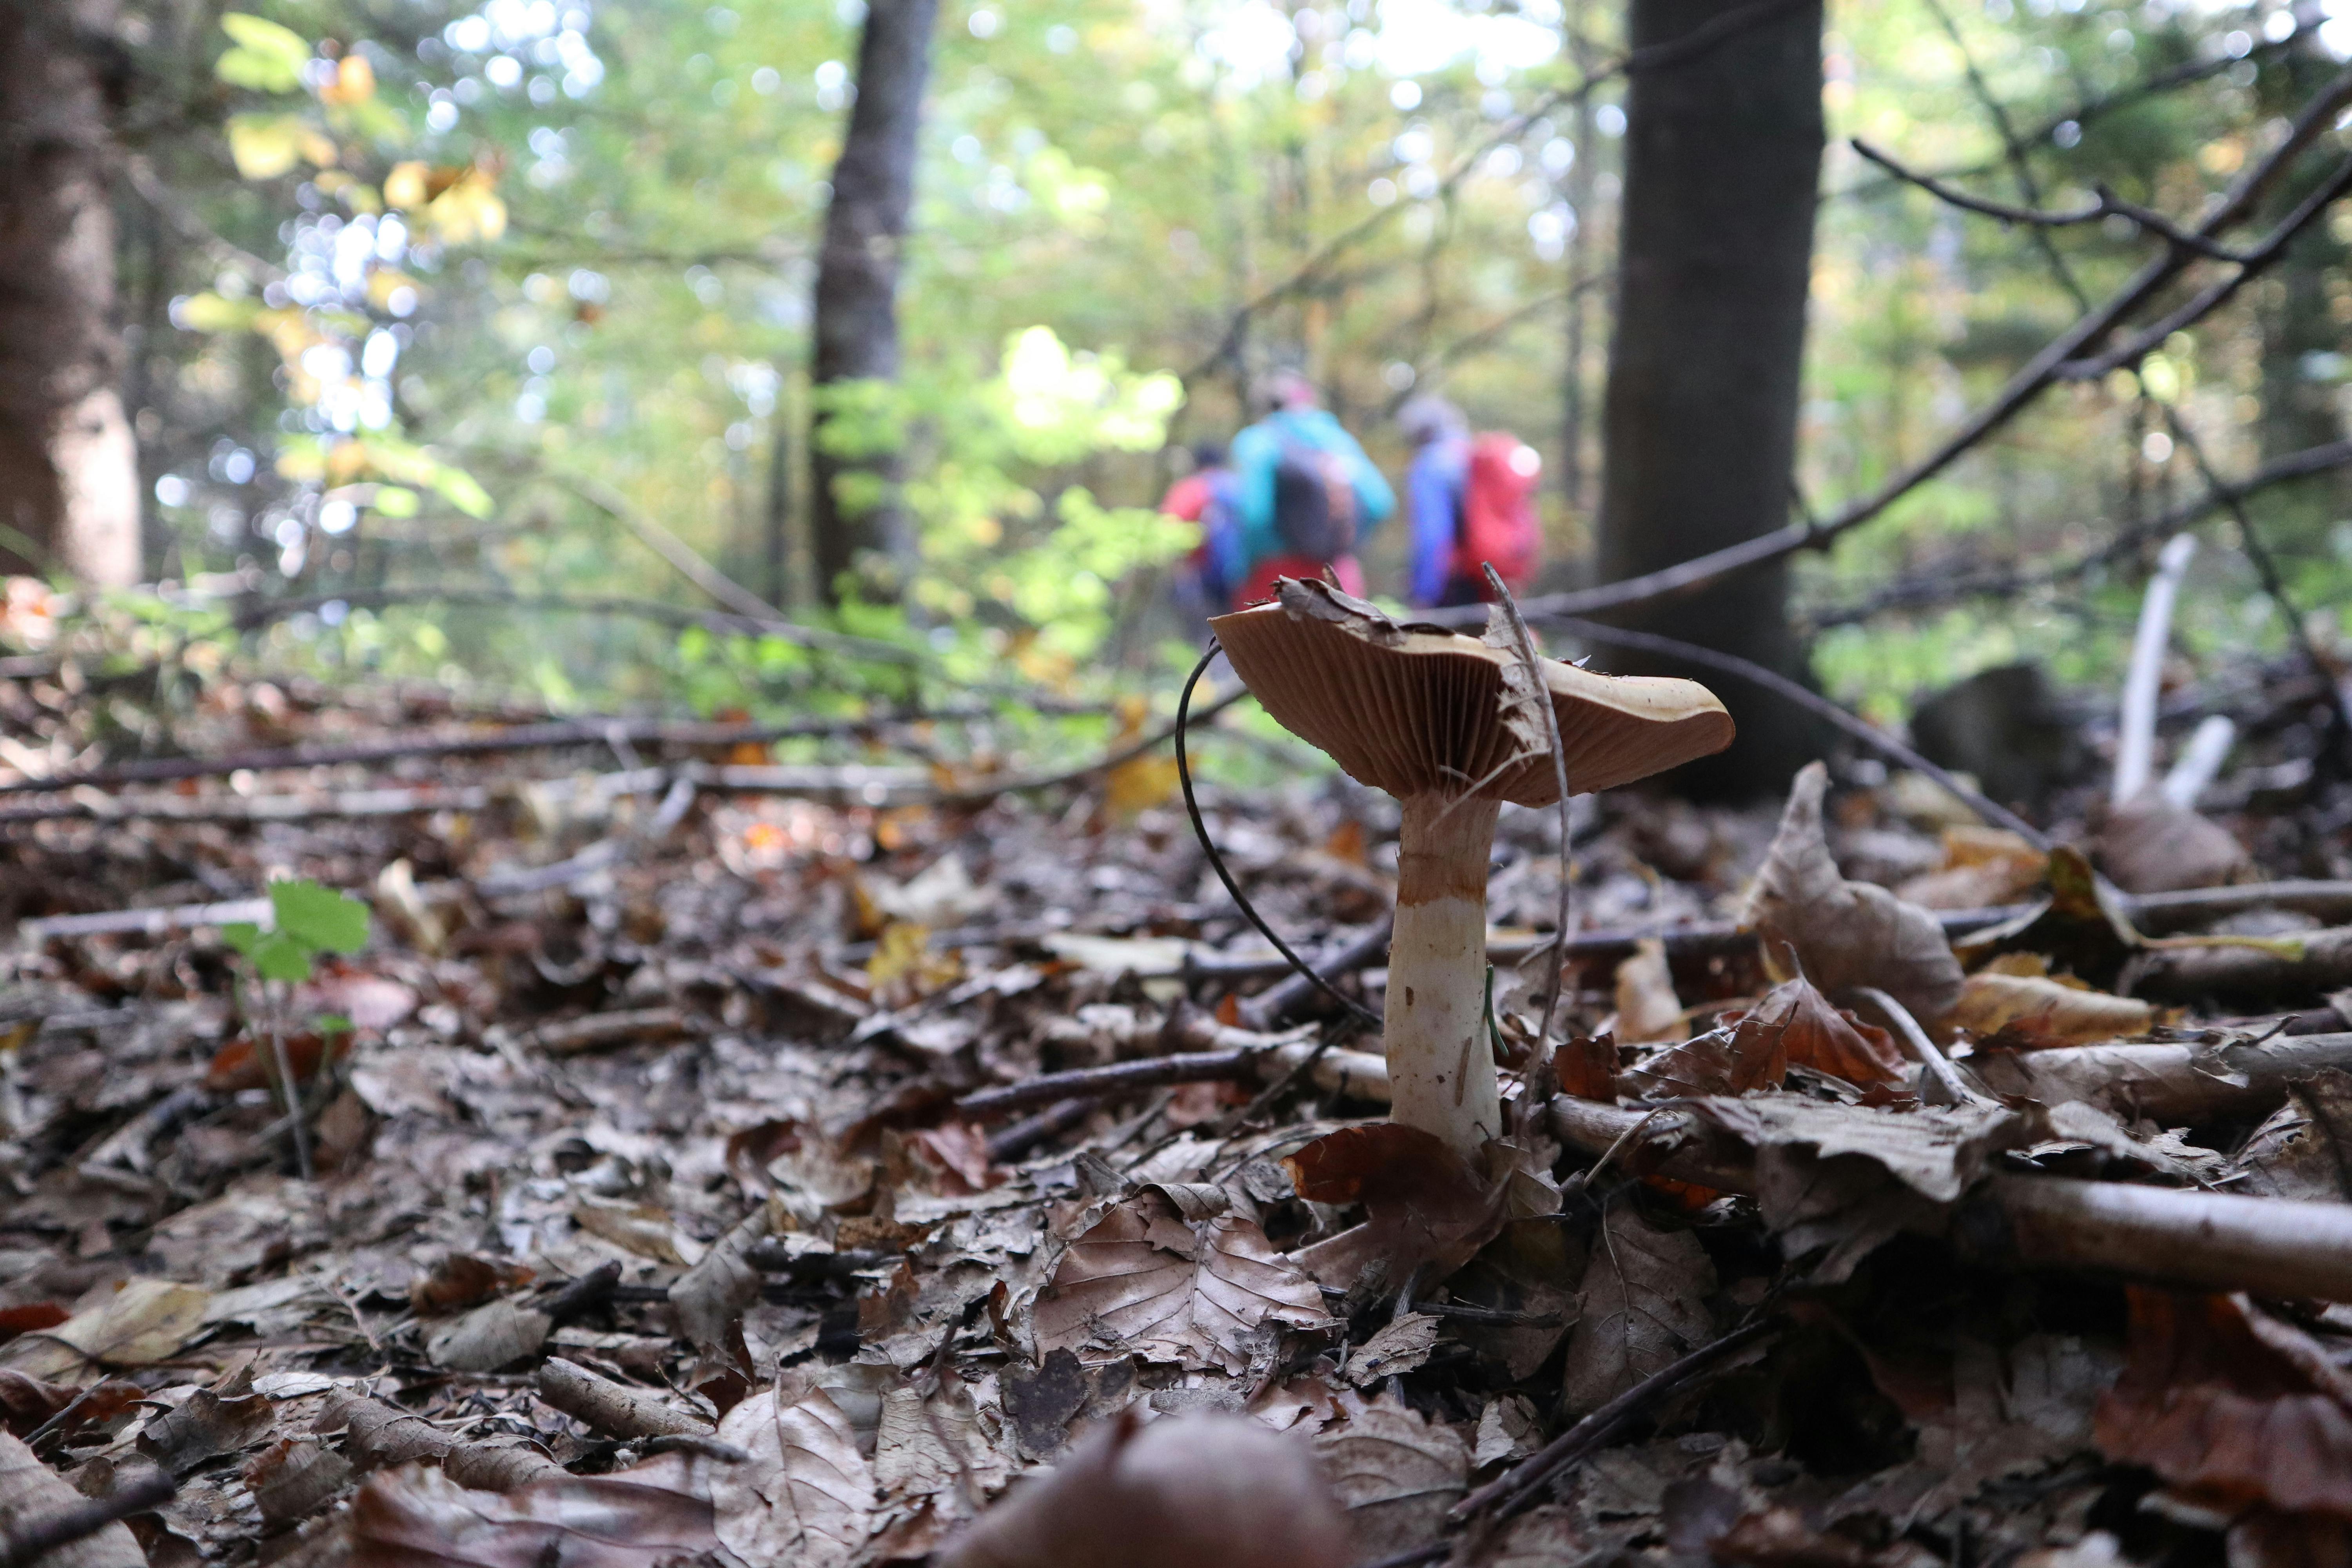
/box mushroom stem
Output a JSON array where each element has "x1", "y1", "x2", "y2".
[{"x1": 1387, "y1": 791, "x2": 1504, "y2": 1155}]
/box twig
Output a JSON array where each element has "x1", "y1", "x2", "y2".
[
  {"x1": 1411, "y1": 63, "x2": 2352, "y2": 625},
  {"x1": 1448, "y1": 1317, "x2": 1783, "y2": 1523},
  {"x1": 0, "y1": 1467, "x2": 177, "y2": 1568},
  {"x1": 550, "y1": 472, "x2": 789, "y2": 623},
  {"x1": 985, "y1": 1097, "x2": 1095, "y2": 1163},
  {"x1": 1233, "y1": 918, "x2": 1395, "y2": 1030},
  {"x1": 1174, "y1": 641, "x2": 1381, "y2": 1028},
  {"x1": 1536, "y1": 615, "x2": 2053, "y2": 849},
  {"x1": 1485, "y1": 567, "x2": 1575, "y2": 1137},
  {"x1": 1850, "y1": 138, "x2": 2251, "y2": 261},
  {"x1": 1849, "y1": 985, "x2": 1992, "y2": 1108},
  {"x1": 1804, "y1": 438, "x2": 2352, "y2": 628}
]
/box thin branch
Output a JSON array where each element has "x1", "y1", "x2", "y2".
[
  {"x1": 1418, "y1": 63, "x2": 2352, "y2": 626},
  {"x1": 1538, "y1": 615, "x2": 2055, "y2": 849},
  {"x1": 0, "y1": 1467, "x2": 177, "y2": 1568},
  {"x1": 542, "y1": 471, "x2": 785, "y2": 622},
  {"x1": 1803, "y1": 437, "x2": 2352, "y2": 627},
  {"x1": 1850, "y1": 138, "x2": 2252, "y2": 261},
  {"x1": 1485, "y1": 567, "x2": 1574, "y2": 1134},
  {"x1": 1181, "y1": 0, "x2": 1811, "y2": 383}
]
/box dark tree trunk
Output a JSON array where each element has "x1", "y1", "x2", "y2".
[
  {"x1": 808, "y1": 0, "x2": 936, "y2": 606},
  {"x1": 0, "y1": 0, "x2": 139, "y2": 585},
  {"x1": 1595, "y1": 0, "x2": 1824, "y2": 797}
]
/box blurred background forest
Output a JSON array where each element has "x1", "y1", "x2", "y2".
[{"x1": 6, "y1": 0, "x2": 2351, "y2": 803}]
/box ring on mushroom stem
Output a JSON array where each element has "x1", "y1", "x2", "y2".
[{"x1": 1210, "y1": 579, "x2": 1733, "y2": 1158}]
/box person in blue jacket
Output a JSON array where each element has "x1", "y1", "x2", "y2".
[
  {"x1": 1399, "y1": 394, "x2": 1476, "y2": 609},
  {"x1": 1225, "y1": 370, "x2": 1395, "y2": 604}
]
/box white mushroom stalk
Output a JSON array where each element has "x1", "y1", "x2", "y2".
[{"x1": 1212, "y1": 580, "x2": 1733, "y2": 1159}]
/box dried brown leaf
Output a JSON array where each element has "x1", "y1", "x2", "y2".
[
  {"x1": 423, "y1": 1299, "x2": 550, "y2": 1373},
  {"x1": 1740, "y1": 763, "x2": 1964, "y2": 1024},
  {"x1": 4, "y1": 1279, "x2": 212, "y2": 1379},
  {"x1": 2235, "y1": 1069, "x2": 2352, "y2": 1203},
  {"x1": 1951, "y1": 971, "x2": 2152, "y2": 1049},
  {"x1": 2095, "y1": 1289, "x2": 2352, "y2": 1518},
  {"x1": 409, "y1": 1254, "x2": 533, "y2": 1317},
  {"x1": 344, "y1": 1458, "x2": 719, "y2": 1568},
  {"x1": 1033, "y1": 1186, "x2": 1325, "y2": 1374},
  {"x1": 668, "y1": 1203, "x2": 771, "y2": 1379},
  {"x1": 139, "y1": 1370, "x2": 276, "y2": 1474},
  {"x1": 1283, "y1": 1124, "x2": 1507, "y2": 1282},
  {"x1": 1312, "y1": 1396, "x2": 1470, "y2": 1558},
  {"x1": 248, "y1": 1437, "x2": 356, "y2": 1526},
  {"x1": 2096, "y1": 795, "x2": 2252, "y2": 896},
  {"x1": 0, "y1": 1430, "x2": 143, "y2": 1568},
  {"x1": 1345, "y1": 1314, "x2": 1441, "y2": 1386},
  {"x1": 0, "y1": 1368, "x2": 78, "y2": 1436},
  {"x1": 1559, "y1": 1209, "x2": 1715, "y2": 1414},
  {"x1": 1613, "y1": 939, "x2": 1683, "y2": 1044},
  {"x1": 710, "y1": 1385, "x2": 875, "y2": 1568}
]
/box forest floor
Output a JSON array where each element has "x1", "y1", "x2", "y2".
[{"x1": 5, "y1": 656, "x2": 2352, "y2": 1568}]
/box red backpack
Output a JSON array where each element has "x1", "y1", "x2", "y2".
[{"x1": 1454, "y1": 433, "x2": 1542, "y2": 591}]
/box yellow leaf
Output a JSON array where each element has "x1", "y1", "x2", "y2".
[
  {"x1": 424, "y1": 169, "x2": 506, "y2": 244},
  {"x1": 383, "y1": 160, "x2": 429, "y2": 210},
  {"x1": 226, "y1": 113, "x2": 303, "y2": 179},
  {"x1": 866, "y1": 921, "x2": 959, "y2": 1009},
  {"x1": 1950, "y1": 971, "x2": 2152, "y2": 1049},
  {"x1": 319, "y1": 53, "x2": 375, "y2": 106}
]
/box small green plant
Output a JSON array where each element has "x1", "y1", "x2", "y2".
[{"x1": 223, "y1": 879, "x2": 371, "y2": 1180}]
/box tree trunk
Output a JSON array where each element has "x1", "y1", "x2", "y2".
[
  {"x1": 0, "y1": 0, "x2": 140, "y2": 586},
  {"x1": 1594, "y1": 0, "x2": 1824, "y2": 797},
  {"x1": 808, "y1": 0, "x2": 936, "y2": 606}
]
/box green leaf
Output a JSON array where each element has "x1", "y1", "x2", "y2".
[
  {"x1": 370, "y1": 485, "x2": 419, "y2": 518},
  {"x1": 225, "y1": 113, "x2": 306, "y2": 180},
  {"x1": 217, "y1": 13, "x2": 311, "y2": 94},
  {"x1": 268, "y1": 879, "x2": 371, "y2": 955},
  {"x1": 221, "y1": 922, "x2": 267, "y2": 957},
  {"x1": 252, "y1": 932, "x2": 316, "y2": 983},
  {"x1": 313, "y1": 1013, "x2": 354, "y2": 1037}
]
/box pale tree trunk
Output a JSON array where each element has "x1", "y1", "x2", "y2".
[
  {"x1": 808, "y1": 0, "x2": 936, "y2": 606},
  {"x1": 0, "y1": 0, "x2": 139, "y2": 586},
  {"x1": 1595, "y1": 0, "x2": 1823, "y2": 797}
]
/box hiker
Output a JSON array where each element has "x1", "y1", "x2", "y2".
[
  {"x1": 1227, "y1": 371, "x2": 1394, "y2": 606},
  {"x1": 1399, "y1": 393, "x2": 1544, "y2": 609},
  {"x1": 1160, "y1": 441, "x2": 1245, "y2": 619}
]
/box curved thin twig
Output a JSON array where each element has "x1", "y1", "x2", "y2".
[{"x1": 1174, "y1": 641, "x2": 1381, "y2": 1027}]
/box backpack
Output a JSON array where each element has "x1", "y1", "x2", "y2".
[
  {"x1": 1270, "y1": 436, "x2": 1359, "y2": 562},
  {"x1": 1455, "y1": 432, "x2": 1542, "y2": 590}
]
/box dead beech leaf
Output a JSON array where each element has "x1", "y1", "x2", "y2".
[
  {"x1": 2096, "y1": 794, "x2": 2252, "y2": 896},
  {"x1": 1033, "y1": 1185, "x2": 1325, "y2": 1373},
  {"x1": 344, "y1": 1456, "x2": 720, "y2": 1568},
  {"x1": 424, "y1": 1298, "x2": 551, "y2": 1372},
  {"x1": 2094, "y1": 1289, "x2": 2352, "y2": 1518},
  {"x1": 1283, "y1": 1124, "x2": 1507, "y2": 1283},
  {"x1": 0, "y1": 1369, "x2": 78, "y2": 1436},
  {"x1": 140, "y1": 1368, "x2": 276, "y2": 1474},
  {"x1": 5, "y1": 1278, "x2": 212, "y2": 1378},
  {"x1": 1951, "y1": 971, "x2": 2152, "y2": 1049},
  {"x1": 943, "y1": 1410, "x2": 1348, "y2": 1568},
  {"x1": 2235, "y1": 1069, "x2": 2352, "y2": 1202},
  {"x1": 1894, "y1": 825, "x2": 2048, "y2": 911},
  {"x1": 1312, "y1": 1396, "x2": 1471, "y2": 1558},
  {"x1": 711, "y1": 1386, "x2": 875, "y2": 1568},
  {"x1": 669, "y1": 1203, "x2": 772, "y2": 1378},
  {"x1": 1552, "y1": 1034, "x2": 1619, "y2": 1102},
  {"x1": 410, "y1": 1254, "x2": 535, "y2": 1317},
  {"x1": 1613, "y1": 938, "x2": 1683, "y2": 1043},
  {"x1": 248, "y1": 1436, "x2": 356, "y2": 1525},
  {"x1": 1559, "y1": 1209, "x2": 1716, "y2": 1415},
  {"x1": 0, "y1": 1429, "x2": 143, "y2": 1568},
  {"x1": 572, "y1": 1197, "x2": 699, "y2": 1264},
  {"x1": 1740, "y1": 762, "x2": 1964, "y2": 1025},
  {"x1": 1346, "y1": 1314, "x2": 1442, "y2": 1386},
  {"x1": 1624, "y1": 977, "x2": 1902, "y2": 1096}
]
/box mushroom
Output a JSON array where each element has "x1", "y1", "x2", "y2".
[{"x1": 1210, "y1": 579, "x2": 1734, "y2": 1156}]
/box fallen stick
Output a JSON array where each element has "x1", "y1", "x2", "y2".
[
  {"x1": 2124, "y1": 926, "x2": 2352, "y2": 1004},
  {"x1": 1546, "y1": 1094, "x2": 2352, "y2": 1301},
  {"x1": 0, "y1": 1464, "x2": 176, "y2": 1568},
  {"x1": 521, "y1": 1007, "x2": 696, "y2": 1058},
  {"x1": 958, "y1": 1014, "x2": 1390, "y2": 1116},
  {"x1": 18, "y1": 897, "x2": 270, "y2": 942},
  {"x1": 535, "y1": 1357, "x2": 713, "y2": 1439},
  {"x1": 0, "y1": 784, "x2": 492, "y2": 826},
  {"x1": 1968, "y1": 1030, "x2": 2352, "y2": 1121}
]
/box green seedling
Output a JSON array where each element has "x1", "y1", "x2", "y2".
[{"x1": 222, "y1": 879, "x2": 370, "y2": 1180}]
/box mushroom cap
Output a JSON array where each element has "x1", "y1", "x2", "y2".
[{"x1": 1210, "y1": 579, "x2": 1734, "y2": 807}]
